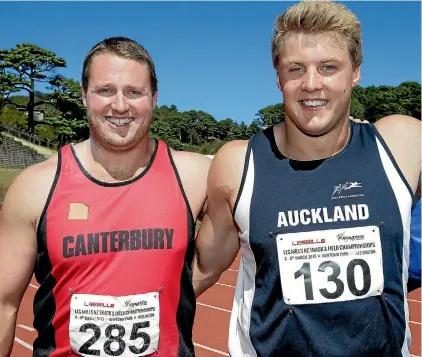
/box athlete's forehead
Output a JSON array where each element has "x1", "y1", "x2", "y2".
[
  {"x1": 87, "y1": 53, "x2": 152, "y2": 89},
  {"x1": 279, "y1": 32, "x2": 351, "y2": 67}
]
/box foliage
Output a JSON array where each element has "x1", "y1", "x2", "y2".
[
  {"x1": 0, "y1": 43, "x2": 66, "y2": 132},
  {"x1": 46, "y1": 76, "x2": 89, "y2": 146},
  {"x1": 0, "y1": 42, "x2": 420, "y2": 154}
]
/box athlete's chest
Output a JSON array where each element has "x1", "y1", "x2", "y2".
[
  {"x1": 251, "y1": 159, "x2": 389, "y2": 234},
  {"x1": 42, "y1": 181, "x2": 189, "y2": 269},
  {"x1": 246, "y1": 159, "x2": 402, "y2": 307}
]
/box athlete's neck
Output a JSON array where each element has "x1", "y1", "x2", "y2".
[
  {"x1": 276, "y1": 117, "x2": 351, "y2": 161},
  {"x1": 84, "y1": 136, "x2": 155, "y2": 182}
]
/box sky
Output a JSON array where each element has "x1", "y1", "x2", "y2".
[{"x1": 0, "y1": 1, "x2": 420, "y2": 125}]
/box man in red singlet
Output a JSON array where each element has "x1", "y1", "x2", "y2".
[{"x1": 0, "y1": 37, "x2": 210, "y2": 357}]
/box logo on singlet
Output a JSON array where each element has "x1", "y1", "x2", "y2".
[
  {"x1": 63, "y1": 228, "x2": 174, "y2": 258},
  {"x1": 331, "y1": 182, "x2": 364, "y2": 200}
]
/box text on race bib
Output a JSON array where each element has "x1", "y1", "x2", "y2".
[
  {"x1": 69, "y1": 292, "x2": 160, "y2": 356},
  {"x1": 275, "y1": 225, "x2": 384, "y2": 305}
]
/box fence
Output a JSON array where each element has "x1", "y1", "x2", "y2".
[
  {"x1": 0, "y1": 124, "x2": 58, "y2": 150},
  {"x1": 0, "y1": 135, "x2": 48, "y2": 170}
]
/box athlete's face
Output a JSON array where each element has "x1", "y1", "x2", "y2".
[
  {"x1": 82, "y1": 53, "x2": 157, "y2": 151},
  {"x1": 276, "y1": 32, "x2": 360, "y2": 136}
]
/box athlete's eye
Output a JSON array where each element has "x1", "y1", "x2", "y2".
[
  {"x1": 321, "y1": 65, "x2": 336, "y2": 72},
  {"x1": 289, "y1": 67, "x2": 304, "y2": 73},
  {"x1": 96, "y1": 88, "x2": 114, "y2": 96}
]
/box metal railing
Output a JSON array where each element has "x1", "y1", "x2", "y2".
[{"x1": 0, "y1": 124, "x2": 58, "y2": 150}]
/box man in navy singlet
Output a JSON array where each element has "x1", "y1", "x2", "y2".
[{"x1": 193, "y1": 2, "x2": 421, "y2": 357}]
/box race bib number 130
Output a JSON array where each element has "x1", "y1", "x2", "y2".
[
  {"x1": 69, "y1": 292, "x2": 160, "y2": 356},
  {"x1": 276, "y1": 225, "x2": 384, "y2": 305}
]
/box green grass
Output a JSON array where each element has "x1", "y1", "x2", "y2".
[{"x1": 0, "y1": 168, "x2": 22, "y2": 204}]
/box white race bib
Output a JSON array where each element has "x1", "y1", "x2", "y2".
[
  {"x1": 69, "y1": 292, "x2": 160, "y2": 356},
  {"x1": 275, "y1": 225, "x2": 384, "y2": 305}
]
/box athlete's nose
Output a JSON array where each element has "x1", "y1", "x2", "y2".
[
  {"x1": 301, "y1": 67, "x2": 323, "y2": 92},
  {"x1": 111, "y1": 91, "x2": 129, "y2": 113}
]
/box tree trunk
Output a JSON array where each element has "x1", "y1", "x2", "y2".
[{"x1": 27, "y1": 78, "x2": 35, "y2": 133}]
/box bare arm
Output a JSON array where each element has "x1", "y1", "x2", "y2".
[
  {"x1": 193, "y1": 141, "x2": 248, "y2": 298},
  {"x1": 0, "y1": 159, "x2": 56, "y2": 357},
  {"x1": 374, "y1": 114, "x2": 421, "y2": 193},
  {"x1": 170, "y1": 149, "x2": 211, "y2": 221}
]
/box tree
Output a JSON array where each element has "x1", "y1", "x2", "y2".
[
  {"x1": 0, "y1": 105, "x2": 27, "y2": 128},
  {"x1": 239, "y1": 121, "x2": 250, "y2": 139},
  {"x1": 0, "y1": 68, "x2": 20, "y2": 113},
  {"x1": 395, "y1": 82, "x2": 421, "y2": 120},
  {"x1": 248, "y1": 119, "x2": 262, "y2": 136},
  {"x1": 350, "y1": 97, "x2": 365, "y2": 120},
  {"x1": 0, "y1": 43, "x2": 66, "y2": 132},
  {"x1": 216, "y1": 118, "x2": 242, "y2": 140},
  {"x1": 44, "y1": 77, "x2": 89, "y2": 146},
  {"x1": 255, "y1": 103, "x2": 285, "y2": 127}
]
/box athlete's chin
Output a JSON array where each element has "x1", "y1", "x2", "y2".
[
  {"x1": 296, "y1": 120, "x2": 333, "y2": 137},
  {"x1": 93, "y1": 130, "x2": 147, "y2": 153}
]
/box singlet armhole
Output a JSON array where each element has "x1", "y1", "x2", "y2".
[
  {"x1": 232, "y1": 139, "x2": 253, "y2": 218},
  {"x1": 36, "y1": 147, "x2": 63, "y2": 239},
  {"x1": 369, "y1": 123, "x2": 414, "y2": 198},
  {"x1": 166, "y1": 144, "x2": 195, "y2": 226}
]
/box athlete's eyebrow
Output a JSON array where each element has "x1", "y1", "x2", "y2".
[
  {"x1": 320, "y1": 58, "x2": 344, "y2": 64},
  {"x1": 281, "y1": 58, "x2": 344, "y2": 67},
  {"x1": 281, "y1": 60, "x2": 303, "y2": 67}
]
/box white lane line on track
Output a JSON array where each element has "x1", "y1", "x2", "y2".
[
  {"x1": 197, "y1": 302, "x2": 231, "y2": 313},
  {"x1": 408, "y1": 299, "x2": 421, "y2": 303},
  {"x1": 29, "y1": 283, "x2": 39, "y2": 289},
  {"x1": 14, "y1": 337, "x2": 33, "y2": 351},
  {"x1": 409, "y1": 320, "x2": 421, "y2": 326},
  {"x1": 17, "y1": 324, "x2": 35, "y2": 332},
  {"x1": 227, "y1": 268, "x2": 238, "y2": 272},
  {"x1": 216, "y1": 282, "x2": 235, "y2": 288},
  {"x1": 193, "y1": 342, "x2": 229, "y2": 356}
]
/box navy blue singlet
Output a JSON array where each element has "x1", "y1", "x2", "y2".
[{"x1": 229, "y1": 122, "x2": 413, "y2": 357}]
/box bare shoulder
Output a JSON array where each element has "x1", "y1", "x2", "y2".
[
  {"x1": 374, "y1": 114, "x2": 421, "y2": 192},
  {"x1": 169, "y1": 148, "x2": 211, "y2": 184},
  {"x1": 209, "y1": 140, "x2": 249, "y2": 185},
  {"x1": 207, "y1": 140, "x2": 249, "y2": 209},
  {"x1": 1, "y1": 154, "x2": 59, "y2": 225},
  {"x1": 374, "y1": 114, "x2": 420, "y2": 140},
  {"x1": 168, "y1": 148, "x2": 211, "y2": 219}
]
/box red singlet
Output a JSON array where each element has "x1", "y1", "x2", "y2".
[{"x1": 33, "y1": 139, "x2": 197, "y2": 357}]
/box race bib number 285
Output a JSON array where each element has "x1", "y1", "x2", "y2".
[
  {"x1": 276, "y1": 226, "x2": 384, "y2": 305},
  {"x1": 69, "y1": 292, "x2": 160, "y2": 356}
]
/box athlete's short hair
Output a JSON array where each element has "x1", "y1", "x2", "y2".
[
  {"x1": 271, "y1": 1, "x2": 363, "y2": 69},
  {"x1": 82, "y1": 36, "x2": 158, "y2": 94}
]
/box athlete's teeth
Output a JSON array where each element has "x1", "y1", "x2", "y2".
[
  {"x1": 108, "y1": 118, "x2": 133, "y2": 126},
  {"x1": 302, "y1": 100, "x2": 327, "y2": 107}
]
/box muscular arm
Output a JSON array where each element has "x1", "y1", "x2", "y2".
[
  {"x1": 0, "y1": 159, "x2": 56, "y2": 357},
  {"x1": 171, "y1": 150, "x2": 211, "y2": 221},
  {"x1": 374, "y1": 114, "x2": 421, "y2": 193},
  {"x1": 193, "y1": 141, "x2": 248, "y2": 298},
  {"x1": 375, "y1": 115, "x2": 421, "y2": 288}
]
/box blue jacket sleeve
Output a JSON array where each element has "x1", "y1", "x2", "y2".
[{"x1": 409, "y1": 199, "x2": 421, "y2": 280}]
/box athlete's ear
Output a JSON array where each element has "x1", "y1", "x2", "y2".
[
  {"x1": 352, "y1": 65, "x2": 361, "y2": 88},
  {"x1": 82, "y1": 86, "x2": 87, "y2": 107},
  {"x1": 276, "y1": 72, "x2": 282, "y2": 92},
  {"x1": 152, "y1": 90, "x2": 158, "y2": 110}
]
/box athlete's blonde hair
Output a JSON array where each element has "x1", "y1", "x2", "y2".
[{"x1": 271, "y1": 1, "x2": 362, "y2": 69}]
